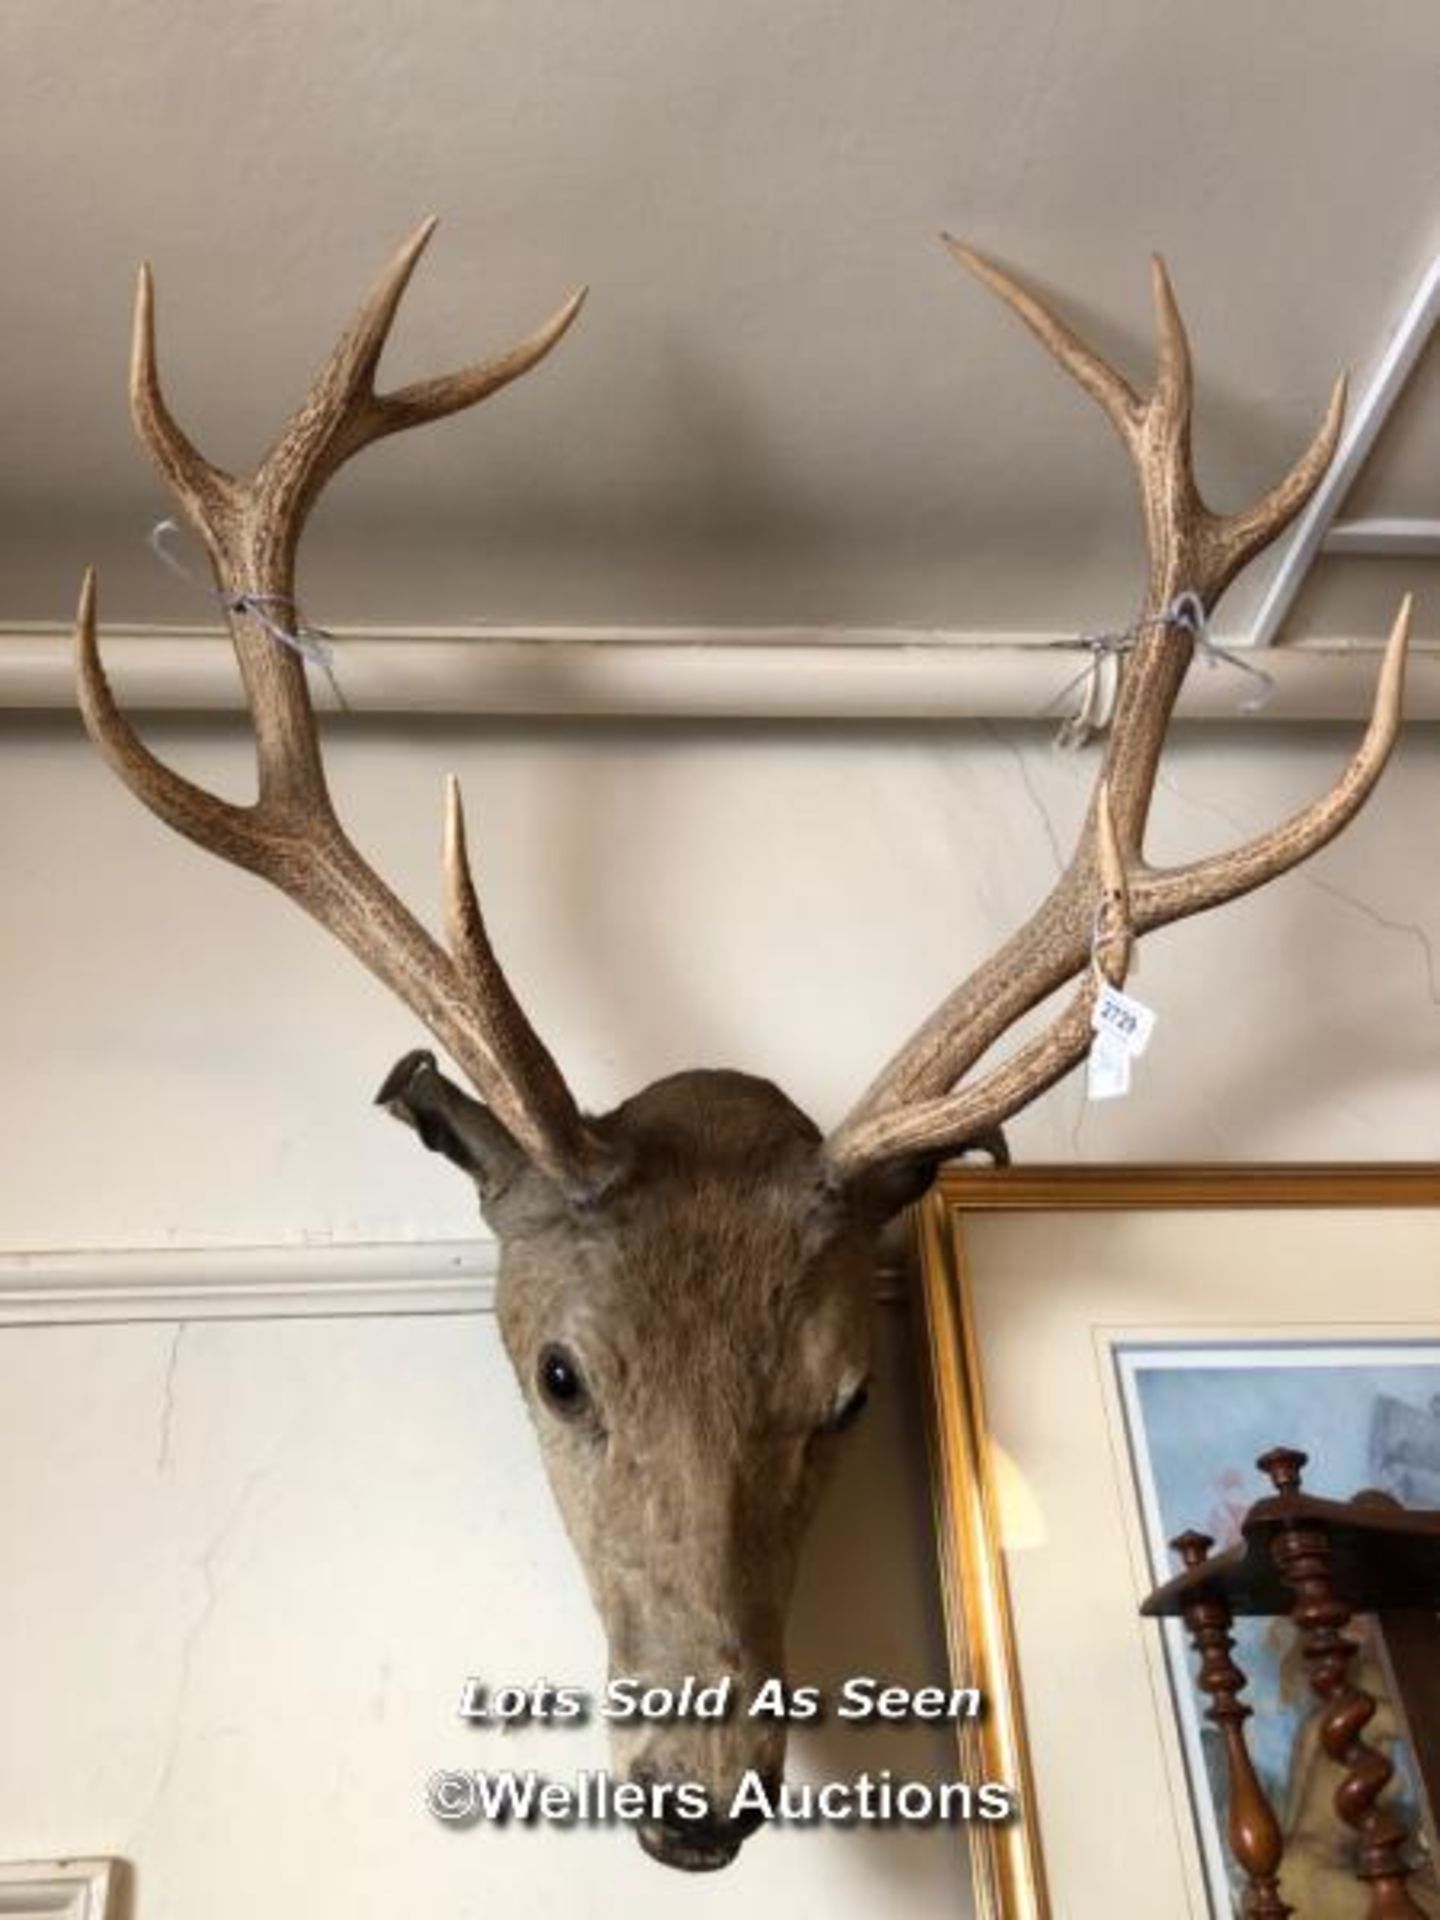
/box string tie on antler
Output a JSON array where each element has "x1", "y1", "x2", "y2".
[
  {"x1": 147, "y1": 518, "x2": 348, "y2": 709},
  {"x1": 1047, "y1": 589, "x2": 1273, "y2": 748},
  {"x1": 1166, "y1": 589, "x2": 1274, "y2": 711}
]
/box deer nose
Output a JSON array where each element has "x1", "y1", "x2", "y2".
[
  {"x1": 660, "y1": 1774, "x2": 773, "y2": 1848},
  {"x1": 631, "y1": 1763, "x2": 780, "y2": 1870}
]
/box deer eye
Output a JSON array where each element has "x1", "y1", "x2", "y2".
[
  {"x1": 537, "y1": 1343, "x2": 590, "y2": 1416},
  {"x1": 827, "y1": 1381, "x2": 870, "y2": 1434}
]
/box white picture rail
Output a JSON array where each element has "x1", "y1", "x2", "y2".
[{"x1": 0, "y1": 1860, "x2": 118, "y2": 1920}]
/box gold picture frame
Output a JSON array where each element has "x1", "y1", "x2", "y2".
[{"x1": 911, "y1": 1164, "x2": 1440, "y2": 1920}]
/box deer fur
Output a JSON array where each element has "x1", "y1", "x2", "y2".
[{"x1": 379, "y1": 1052, "x2": 927, "y2": 1867}]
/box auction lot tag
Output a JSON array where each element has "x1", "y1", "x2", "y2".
[
  {"x1": 1087, "y1": 983, "x2": 1157, "y2": 1101},
  {"x1": 1092, "y1": 982, "x2": 1156, "y2": 1057}
]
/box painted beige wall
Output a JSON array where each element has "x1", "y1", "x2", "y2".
[
  {"x1": 0, "y1": 1307, "x2": 961, "y2": 1917},
  {"x1": 0, "y1": 716, "x2": 1434, "y2": 1252}
]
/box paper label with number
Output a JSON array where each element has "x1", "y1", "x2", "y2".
[{"x1": 1091, "y1": 983, "x2": 1157, "y2": 1058}]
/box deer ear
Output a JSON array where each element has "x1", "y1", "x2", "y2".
[
  {"x1": 376, "y1": 1049, "x2": 530, "y2": 1200},
  {"x1": 837, "y1": 1127, "x2": 1010, "y2": 1227},
  {"x1": 838, "y1": 1154, "x2": 944, "y2": 1227}
]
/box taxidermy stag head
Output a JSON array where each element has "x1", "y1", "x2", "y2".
[{"x1": 76, "y1": 220, "x2": 1409, "y2": 1871}]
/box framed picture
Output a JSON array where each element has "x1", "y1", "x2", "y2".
[{"x1": 911, "y1": 1165, "x2": 1440, "y2": 1920}]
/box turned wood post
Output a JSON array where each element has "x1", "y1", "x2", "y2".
[
  {"x1": 1259, "y1": 1448, "x2": 1428, "y2": 1920},
  {"x1": 1171, "y1": 1529, "x2": 1291, "y2": 1919}
]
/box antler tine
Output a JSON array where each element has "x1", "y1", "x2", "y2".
[
  {"x1": 257, "y1": 216, "x2": 587, "y2": 522},
  {"x1": 1138, "y1": 594, "x2": 1411, "y2": 925},
  {"x1": 76, "y1": 568, "x2": 252, "y2": 855},
  {"x1": 1219, "y1": 372, "x2": 1348, "y2": 584},
  {"x1": 131, "y1": 264, "x2": 241, "y2": 543},
  {"x1": 238, "y1": 217, "x2": 432, "y2": 533},
  {"x1": 824, "y1": 249, "x2": 1405, "y2": 1181},
  {"x1": 378, "y1": 285, "x2": 588, "y2": 434},
  {"x1": 443, "y1": 770, "x2": 488, "y2": 975},
  {"x1": 442, "y1": 774, "x2": 599, "y2": 1158},
  {"x1": 1149, "y1": 255, "x2": 1194, "y2": 428},
  {"x1": 943, "y1": 237, "x2": 1143, "y2": 443},
  {"x1": 311, "y1": 215, "x2": 441, "y2": 409}
]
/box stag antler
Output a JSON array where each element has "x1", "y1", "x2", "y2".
[
  {"x1": 75, "y1": 219, "x2": 615, "y2": 1197},
  {"x1": 823, "y1": 243, "x2": 1410, "y2": 1178}
]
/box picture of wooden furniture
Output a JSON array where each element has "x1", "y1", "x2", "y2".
[{"x1": 1144, "y1": 1448, "x2": 1440, "y2": 1918}]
